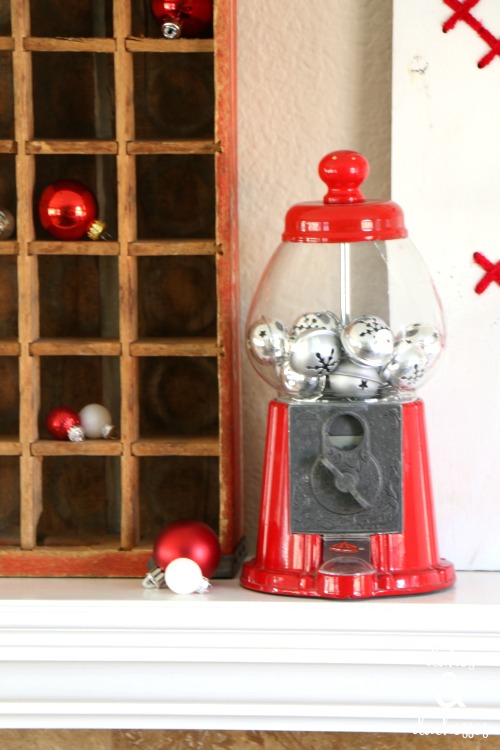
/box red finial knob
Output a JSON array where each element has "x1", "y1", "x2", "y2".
[{"x1": 319, "y1": 150, "x2": 369, "y2": 204}]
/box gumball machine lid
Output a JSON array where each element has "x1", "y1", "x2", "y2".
[{"x1": 283, "y1": 151, "x2": 408, "y2": 244}]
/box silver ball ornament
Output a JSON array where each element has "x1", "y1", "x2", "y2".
[
  {"x1": 398, "y1": 322, "x2": 442, "y2": 363},
  {"x1": 382, "y1": 340, "x2": 427, "y2": 389},
  {"x1": 247, "y1": 318, "x2": 289, "y2": 366},
  {"x1": 289, "y1": 328, "x2": 342, "y2": 377},
  {"x1": 279, "y1": 363, "x2": 325, "y2": 401},
  {"x1": 327, "y1": 360, "x2": 385, "y2": 400},
  {"x1": 0, "y1": 209, "x2": 15, "y2": 240},
  {"x1": 341, "y1": 315, "x2": 394, "y2": 367}
]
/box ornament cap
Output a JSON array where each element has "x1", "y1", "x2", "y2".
[
  {"x1": 142, "y1": 566, "x2": 166, "y2": 589},
  {"x1": 67, "y1": 425, "x2": 85, "y2": 442},
  {"x1": 282, "y1": 150, "x2": 408, "y2": 243},
  {"x1": 161, "y1": 21, "x2": 182, "y2": 38},
  {"x1": 86, "y1": 219, "x2": 107, "y2": 241}
]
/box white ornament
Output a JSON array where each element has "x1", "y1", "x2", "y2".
[
  {"x1": 79, "y1": 403, "x2": 115, "y2": 439},
  {"x1": 164, "y1": 557, "x2": 211, "y2": 595}
]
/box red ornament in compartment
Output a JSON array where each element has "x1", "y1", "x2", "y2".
[{"x1": 38, "y1": 180, "x2": 106, "y2": 241}]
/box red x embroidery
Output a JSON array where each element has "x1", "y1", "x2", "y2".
[
  {"x1": 443, "y1": 0, "x2": 500, "y2": 68},
  {"x1": 473, "y1": 252, "x2": 500, "y2": 294}
]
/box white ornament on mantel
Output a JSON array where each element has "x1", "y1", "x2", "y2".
[{"x1": 392, "y1": 0, "x2": 500, "y2": 570}]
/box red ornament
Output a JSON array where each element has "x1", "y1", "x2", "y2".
[
  {"x1": 153, "y1": 520, "x2": 220, "y2": 578},
  {"x1": 38, "y1": 180, "x2": 106, "y2": 241},
  {"x1": 150, "y1": 0, "x2": 213, "y2": 39},
  {"x1": 46, "y1": 406, "x2": 85, "y2": 442}
]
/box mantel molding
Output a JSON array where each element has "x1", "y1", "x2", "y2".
[{"x1": 0, "y1": 572, "x2": 499, "y2": 733}]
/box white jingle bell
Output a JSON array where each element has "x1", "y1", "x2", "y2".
[
  {"x1": 382, "y1": 340, "x2": 427, "y2": 389},
  {"x1": 289, "y1": 328, "x2": 342, "y2": 377},
  {"x1": 79, "y1": 403, "x2": 115, "y2": 439},
  {"x1": 291, "y1": 310, "x2": 340, "y2": 338},
  {"x1": 279, "y1": 362, "x2": 325, "y2": 401},
  {"x1": 327, "y1": 359, "x2": 385, "y2": 400},
  {"x1": 341, "y1": 315, "x2": 394, "y2": 367},
  {"x1": 247, "y1": 318, "x2": 289, "y2": 366},
  {"x1": 398, "y1": 322, "x2": 442, "y2": 363}
]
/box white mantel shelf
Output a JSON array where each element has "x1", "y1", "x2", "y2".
[{"x1": 0, "y1": 571, "x2": 499, "y2": 734}]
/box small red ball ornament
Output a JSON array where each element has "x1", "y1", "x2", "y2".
[
  {"x1": 46, "y1": 406, "x2": 85, "y2": 442},
  {"x1": 153, "y1": 519, "x2": 220, "y2": 578},
  {"x1": 38, "y1": 180, "x2": 106, "y2": 241},
  {"x1": 150, "y1": 0, "x2": 213, "y2": 39}
]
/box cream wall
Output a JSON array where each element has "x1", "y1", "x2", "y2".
[{"x1": 236, "y1": 1, "x2": 393, "y2": 549}]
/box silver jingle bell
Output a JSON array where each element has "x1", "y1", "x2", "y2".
[
  {"x1": 289, "y1": 328, "x2": 342, "y2": 377},
  {"x1": 291, "y1": 310, "x2": 340, "y2": 339},
  {"x1": 341, "y1": 315, "x2": 394, "y2": 367},
  {"x1": 327, "y1": 359, "x2": 385, "y2": 400},
  {"x1": 247, "y1": 318, "x2": 289, "y2": 366},
  {"x1": 279, "y1": 362, "x2": 326, "y2": 401},
  {"x1": 398, "y1": 322, "x2": 442, "y2": 363},
  {"x1": 382, "y1": 340, "x2": 427, "y2": 389}
]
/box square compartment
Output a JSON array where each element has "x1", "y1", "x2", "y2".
[
  {"x1": 139, "y1": 356, "x2": 218, "y2": 437},
  {"x1": 29, "y1": 0, "x2": 113, "y2": 38},
  {"x1": 34, "y1": 155, "x2": 117, "y2": 240},
  {"x1": 32, "y1": 53, "x2": 115, "y2": 140},
  {"x1": 37, "y1": 456, "x2": 121, "y2": 546},
  {"x1": 134, "y1": 53, "x2": 214, "y2": 140},
  {"x1": 139, "y1": 456, "x2": 219, "y2": 544},
  {"x1": 0, "y1": 457, "x2": 20, "y2": 546},
  {"x1": 0, "y1": 4, "x2": 10, "y2": 35},
  {"x1": 136, "y1": 155, "x2": 215, "y2": 240},
  {"x1": 138, "y1": 255, "x2": 217, "y2": 337},
  {"x1": 40, "y1": 356, "x2": 120, "y2": 438},
  {"x1": 0, "y1": 357, "x2": 19, "y2": 436},
  {"x1": 0, "y1": 257, "x2": 18, "y2": 336},
  {"x1": 0, "y1": 52, "x2": 14, "y2": 140},
  {"x1": 39, "y1": 255, "x2": 119, "y2": 338}
]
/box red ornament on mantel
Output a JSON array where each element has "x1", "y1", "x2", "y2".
[
  {"x1": 150, "y1": 0, "x2": 213, "y2": 39},
  {"x1": 153, "y1": 519, "x2": 220, "y2": 578},
  {"x1": 38, "y1": 180, "x2": 107, "y2": 241},
  {"x1": 46, "y1": 406, "x2": 85, "y2": 442}
]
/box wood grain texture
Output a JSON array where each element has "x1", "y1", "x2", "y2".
[{"x1": 0, "y1": 731, "x2": 497, "y2": 750}]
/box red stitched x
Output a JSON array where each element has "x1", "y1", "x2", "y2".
[
  {"x1": 473, "y1": 252, "x2": 500, "y2": 294},
  {"x1": 443, "y1": 0, "x2": 500, "y2": 68}
]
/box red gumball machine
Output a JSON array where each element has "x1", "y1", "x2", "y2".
[{"x1": 240, "y1": 150, "x2": 455, "y2": 599}]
